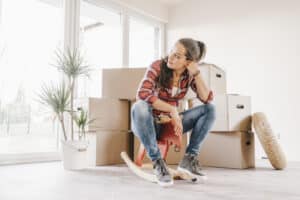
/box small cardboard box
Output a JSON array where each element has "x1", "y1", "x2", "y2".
[
  {"x1": 87, "y1": 130, "x2": 131, "y2": 166},
  {"x1": 74, "y1": 97, "x2": 130, "y2": 131},
  {"x1": 133, "y1": 134, "x2": 188, "y2": 165},
  {"x1": 189, "y1": 94, "x2": 252, "y2": 132},
  {"x1": 200, "y1": 63, "x2": 227, "y2": 94},
  {"x1": 185, "y1": 63, "x2": 227, "y2": 99},
  {"x1": 213, "y1": 94, "x2": 251, "y2": 132},
  {"x1": 102, "y1": 68, "x2": 146, "y2": 100},
  {"x1": 199, "y1": 131, "x2": 255, "y2": 169}
]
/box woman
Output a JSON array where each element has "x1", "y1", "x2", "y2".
[{"x1": 131, "y1": 38, "x2": 216, "y2": 186}]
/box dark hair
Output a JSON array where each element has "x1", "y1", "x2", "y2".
[{"x1": 157, "y1": 38, "x2": 206, "y2": 88}]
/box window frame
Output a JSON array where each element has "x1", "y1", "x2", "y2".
[{"x1": 80, "y1": 0, "x2": 166, "y2": 68}]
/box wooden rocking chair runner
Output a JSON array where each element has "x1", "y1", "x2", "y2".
[
  {"x1": 135, "y1": 121, "x2": 182, "y2": 166},
  {"x1": 121, "y1": 120, "x2": 199, "y2": 183}
]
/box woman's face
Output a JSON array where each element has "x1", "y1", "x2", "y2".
[{"x1": 167, "y1": 42, "x2": 189, "y2": 71}]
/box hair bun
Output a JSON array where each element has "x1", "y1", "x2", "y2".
[{"x1": 196, "y1": 40, "x2": 206, "y2": 61}]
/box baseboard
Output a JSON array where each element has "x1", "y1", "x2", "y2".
[{"x1": 0, "y1": 152, "x2": 61, "y2": 166}]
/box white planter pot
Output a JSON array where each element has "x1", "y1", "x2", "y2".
[{"x1": 61, "y1": 140, "x2": 89, "y2": 170}]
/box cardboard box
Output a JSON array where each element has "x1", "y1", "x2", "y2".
[
  {"x1": 200, "y1": 63, "x2": 227, "y2": 94},
  {"x1": 199, "y1": 131, "x2": 255, "y2": 169},
  {"x1": 213, "y1": 94, "x2": 251, "y2": 132},
  {"x1": 102, "y1": 68, "x2": 146, "y2": 100},
  {"x1": 185, "y1": 63, "x2": 227, "y2": 99},
  {"x1": 189, "y1": 94, "x2": 252, "y2": 132},
  {"x1": 133, "y1": 134, "x2": 188, "y2": 165},
  {"x1": 87, "y1": 130, "x2": 131, "y2": 166},
  {"x1": 74, "y1": 97, "x2": 130, "y2": 131}
]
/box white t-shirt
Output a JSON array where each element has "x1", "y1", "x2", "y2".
[{"x1": 171, "y1": 86, "x2": 178, "y2": 97}]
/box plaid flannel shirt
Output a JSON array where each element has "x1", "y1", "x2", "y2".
[{"x1": 136, "y1": 59, "x2": 213, "y2": 118}]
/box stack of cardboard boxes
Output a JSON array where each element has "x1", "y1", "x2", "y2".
[
  {"x1": 74, "y1": 98, "x2": 131, "y2": 166},
  {"x1": 75, "y1": 63, "x2": 254, "y2": 169},
  {"x1": 102, "y1": 68, "x2": 188, "y2": 165},
  {"x1": 74, "y1": 68, "x2": 148, "y2": 166},
  {"x1": 185, "y1": 63, "x2": 255, "y2": 169}
]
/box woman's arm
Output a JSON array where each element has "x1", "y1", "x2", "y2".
[
  {"x1": 188, "y1": 62, "x2": 213, "y2": 103},
  {"x1": 137, "y1": 60, "x2": 178, "y2": 113},
  {"x1": 152, "y1": 96, "x2": 182, "y2": 136},
  {"x1": 136, "y1": 60, "x2": 160, "y2": 105},
  {"x1": 152, "y1": 98, "x2": 176, "y2": 113},
  {"x1": 136, "y1": 60, "x2": 182, "y2": 135},
  {"x1": 194, "y1": 73, "x2": 211, "y2": 102}
]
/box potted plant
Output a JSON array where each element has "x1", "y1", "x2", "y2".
[
  {"x1": 73, "y1": 108, "x2": 95, "y2": 141},
  {"x1": 38, "y1": 48, "x2": 92, "y2": 170},
  {"x1": 38, "y1": 81, "x2": 70, "y2": 141}
]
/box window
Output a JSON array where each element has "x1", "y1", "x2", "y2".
[
  {"x1": 76, "y1": 1, "x2": 164, "y2": 97},
  {"x1": 0, "y1": 0, "x2": 63, "y2": 156},
  {"x1": 0, "y1": 0, "x2": 165, "y2": 164},
  {"x1": 129, "y1": 17, "x2": 161, "y2": 67},
  {"x1": 78, "y1": 1, "x2": 122, "y2": 98}
]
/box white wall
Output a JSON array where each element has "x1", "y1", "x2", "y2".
[{"x1": 167, "y1": 0, "x2": 300, "y2": 161}]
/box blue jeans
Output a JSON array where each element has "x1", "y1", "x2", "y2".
[{"x1": 131, "y1": 100, "x2": 216, "y2": 161}]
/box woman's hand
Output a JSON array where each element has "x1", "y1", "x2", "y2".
[
  {"x1": 170, "y1": 108, "x2": 183, "y2": 136},
  {"x1": 186, "y1": 61, "x2": 199, "y2": 76}
]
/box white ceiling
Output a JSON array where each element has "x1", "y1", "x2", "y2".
[{"x1": 156, "y1": 0, "x2": 185, "y2": 6}]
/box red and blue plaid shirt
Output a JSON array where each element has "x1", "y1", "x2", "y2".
[{"x1": 136, "y1": 59, "x2": 213, "y2": 117}]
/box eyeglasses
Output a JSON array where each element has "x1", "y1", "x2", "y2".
[{"x1": 169, "y1": 50, "x2": 186, "y2": 60}]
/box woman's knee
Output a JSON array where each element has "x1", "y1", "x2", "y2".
[
  {"x1": 204, "y1": 103, "x2": 216, "y2": 121},
  {"x1": 131, "y1": 100, "x2": 152, "y2": 120}
]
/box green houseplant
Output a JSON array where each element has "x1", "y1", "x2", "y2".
[
  {"x1": 54, "y1": 48, "x2": 92, "y2": 141},
  {"x1": 38, "y1": 47, "x2": 92, "y2": 170},
  {"x1": 38, "y1": 81, "x2": 70, "y2": 141},
  {"x1": 73, "y1": 108, "x2": 95, "y2": 141}
]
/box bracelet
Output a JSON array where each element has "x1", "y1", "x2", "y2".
[{"x1": 192, "y1": 70, "x2": 200, "y2": 77}]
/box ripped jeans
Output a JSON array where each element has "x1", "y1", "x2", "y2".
[{"x1": 131, "y1": 100, "x2": 216, "y2": 161}]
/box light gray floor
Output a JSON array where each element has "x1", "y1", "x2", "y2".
[{"x1": 0, "y1": 160, "x2": 299, "y2": 200}]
